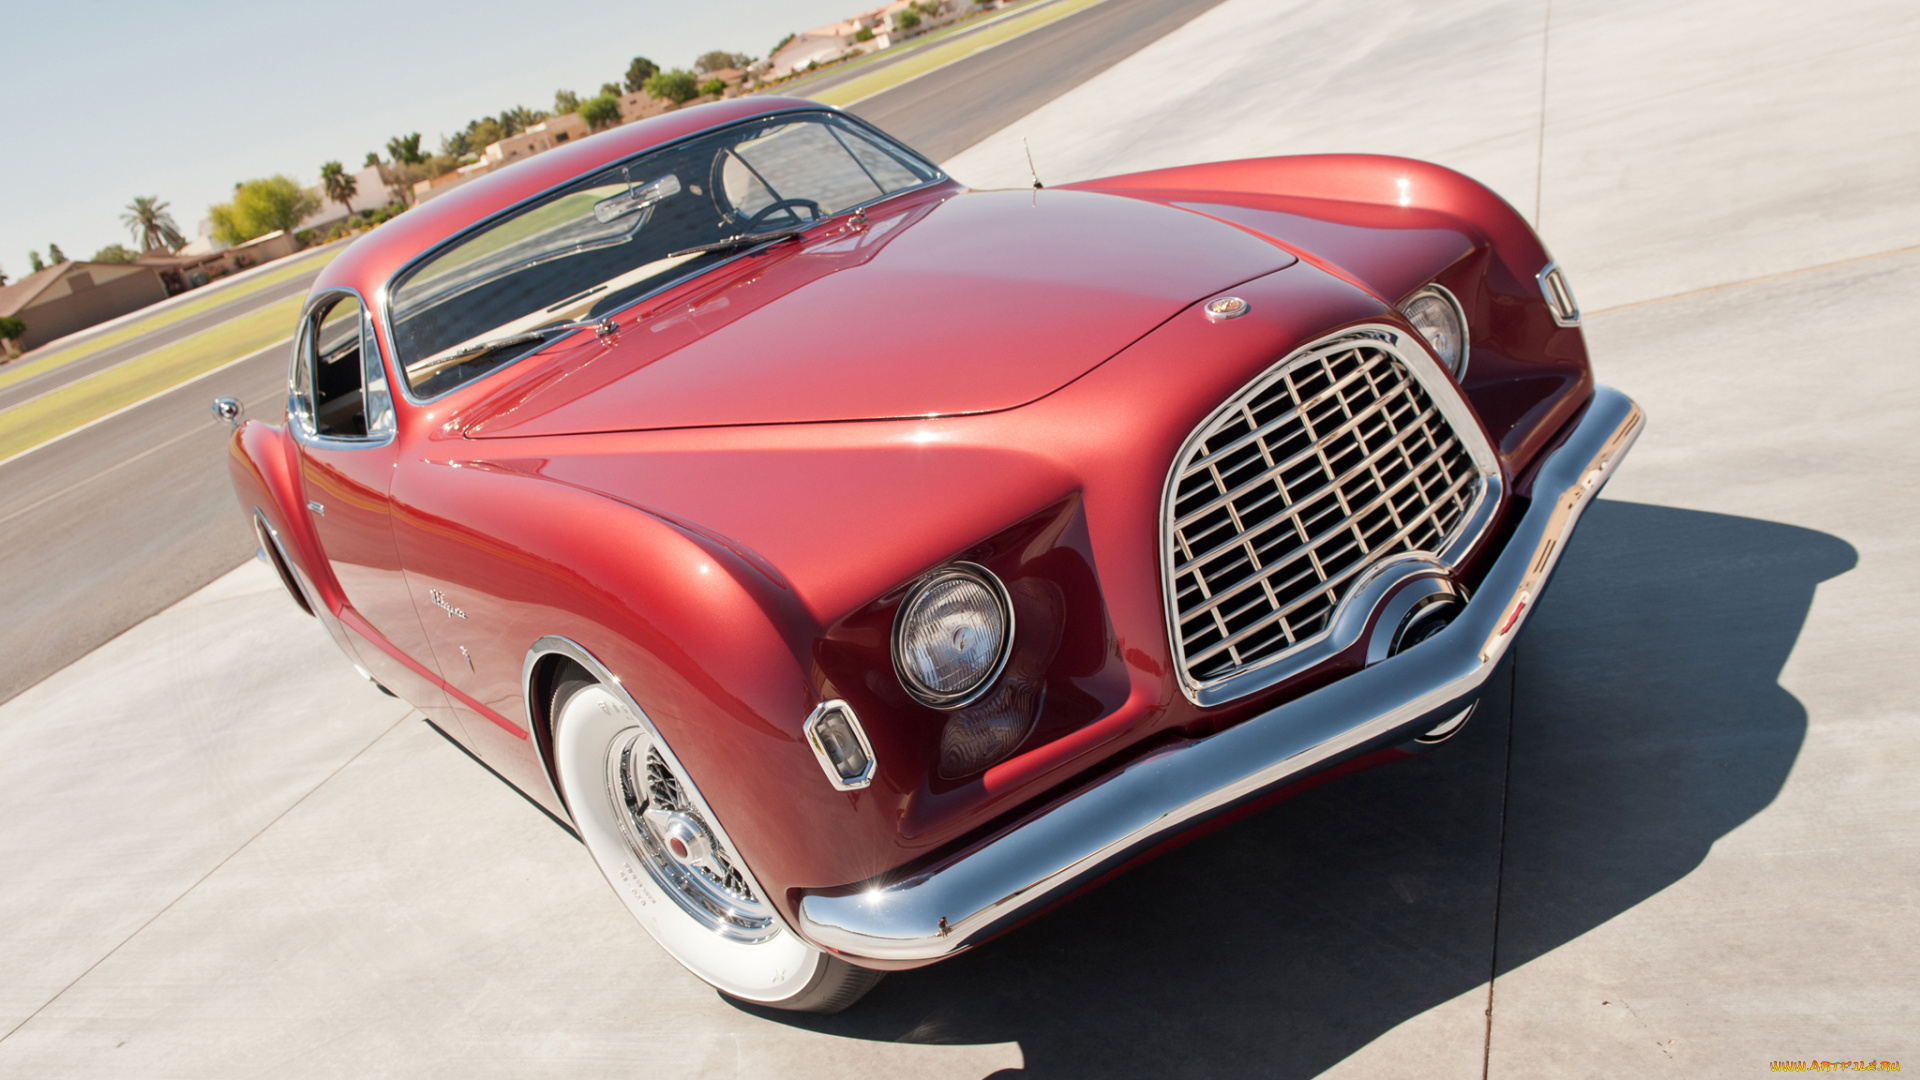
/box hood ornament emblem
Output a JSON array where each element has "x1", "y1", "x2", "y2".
[{"x1": 1205, "y1": 296, "x2": 1249, "y2": 322}]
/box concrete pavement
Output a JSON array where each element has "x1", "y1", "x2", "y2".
[{"x1": 2, "y1": 0, "x2": 1915, "y2": 1074}]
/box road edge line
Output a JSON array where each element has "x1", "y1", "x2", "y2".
[
  {"x1": 0, "y1": 337, "x2": 291, "y2": 472},
  {"x1": 1, "y1": 293, "x2": 305, "y2": 413},
  {"x1": 826, "y1": 0, "x2": 1115, "y2": 109}
]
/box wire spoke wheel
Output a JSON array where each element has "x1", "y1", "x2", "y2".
[{"x1": 550, "y1": 675, "x2": 881, "y2": 1012}]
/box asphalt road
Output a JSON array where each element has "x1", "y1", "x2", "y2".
[
  {"x1": 0, "y1": 0, "x2": 1224, "y2": 708},
  {"x1": 848, "y1": 0, "x2": 1229, "y2": 162},
  {"x1": 0, "y1": 346, "x2": 286, "y2": 703},
  {"x1": 0, "y1": 251, "x2": 331, "y2": 413}
]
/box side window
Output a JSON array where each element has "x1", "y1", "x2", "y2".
[
  {"x1": 360, "y1": 319, "x2": 394, "y2": 437},
  {"x1": 294, "y1": 294, "x2": 381, "y2": 441}
]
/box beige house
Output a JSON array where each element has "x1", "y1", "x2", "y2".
[
  {"x1": 416, "y1": 113, "x2": 594, "y2": 204},
  {"x1": 767, "y1": 0, "x2": 955, "y2": 76},
  {"x1": 618, "y1": 89, "x2": 676, "y2": 125},
  {"x1": 484, "y1": 113, "x2": 589, "y2": 166},
  {"x1": 0, "y1": 261, "x2": 168, "y2": 353}
]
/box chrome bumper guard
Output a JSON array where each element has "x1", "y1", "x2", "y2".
[{"x1": 796, "y1": 387, "x2": 1644, "y2": 966}]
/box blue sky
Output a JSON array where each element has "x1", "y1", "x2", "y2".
[{"x1": 0, "y1": 0, "x2": 854, "y2": 279}]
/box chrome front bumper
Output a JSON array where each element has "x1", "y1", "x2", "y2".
[{"x1": 796, "y1": 386, "x2": 1644, "y2": 967}]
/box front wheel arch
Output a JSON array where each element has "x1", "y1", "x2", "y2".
[{"x1": 527, "y1": 638, "x2": 881, "y2": 1011}]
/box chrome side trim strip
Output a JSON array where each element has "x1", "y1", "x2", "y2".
[
  {"x1": 796, "y1": 386, "x2": 1643, "y2": 965},
  {"x1": 519, "y1": 636, "x2": 803, "y2": 940}
]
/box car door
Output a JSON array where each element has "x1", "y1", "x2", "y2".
[{"x1": 289, "y1": 290, "x2": 444, "y2": 701}]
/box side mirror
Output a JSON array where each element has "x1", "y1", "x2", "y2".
[{"x1": 211, "y1": 396, "x2": 243, "y2": 428}]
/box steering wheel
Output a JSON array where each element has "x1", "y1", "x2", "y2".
[{"x1": 744, "y1": 198, "x2": 824, "y2": 232}]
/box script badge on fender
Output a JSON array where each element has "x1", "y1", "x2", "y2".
[{"x1": 1204, "y1": 296, "x2": 1249, "y2": 322}]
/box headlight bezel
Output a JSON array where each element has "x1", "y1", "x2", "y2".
[
  {"x1": 890, "y1": 561, "x2": 1016, "y2": 711},
  {"x1": 1397, "y1": 283, "x2": 1470, "y2": 380}
]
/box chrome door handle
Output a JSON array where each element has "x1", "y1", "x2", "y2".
[{"x1": 306, "y1": 500, "x2": 325, "y2": 516}]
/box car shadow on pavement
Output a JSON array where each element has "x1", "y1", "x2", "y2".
[{"x1": 742, "y1": 500, "x2": 1856, "y2": 1079}]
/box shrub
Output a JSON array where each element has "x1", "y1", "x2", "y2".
[
  {"x1": 208, "y1": 176, "x2": 320, "y2": 246},
  {"x1": 644, "y1": 68, "x2": 701, "y2": 104},
  {"x1": 855, "y1": 27, "x2": 874, "y2": 41},
  {"x1": 699, "y1": 78, "x2": 726, "y2": 96},
  {"x1": 580, "y1": 93, "x2": 622, "y2": 130}
]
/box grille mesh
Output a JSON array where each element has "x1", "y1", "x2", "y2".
[{"x1": 1167, "y1": 341, "x2": 1479, "y2": 686}]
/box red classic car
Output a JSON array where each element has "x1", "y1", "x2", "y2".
[{"x1": 219, "y1": 98, "x2": 1640, "y2": 1013}]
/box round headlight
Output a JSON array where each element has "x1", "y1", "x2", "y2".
[
  {"x1": 1398, "y1": 285, "x2": 1468, "y2": 378},
  {"x1": 891, "y1": 563, "x2": 1014, "y2": 709}
]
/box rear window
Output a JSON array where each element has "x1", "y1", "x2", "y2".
[{"x1": 385, "y1": 112, "x2": 940, "y2": 399}]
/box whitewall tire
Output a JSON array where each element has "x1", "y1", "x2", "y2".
[{"x1": 549, "y1": 677, "x2": 881, "y2": 1012}]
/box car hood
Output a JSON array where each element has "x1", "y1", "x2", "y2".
[{"x1": 463, "y1": 187, "x2": 1295, "y2": 438}]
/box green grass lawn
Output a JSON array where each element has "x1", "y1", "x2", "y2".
[
  {"x1": 809, "y1": 0, "x2": 1110, "y2": 107},
  {"x1": 0, "y1": 245, "x2": 340, "y2": 394},
  {"x1": 0, "y1": 293, "x2": 305, "y2": 463}
]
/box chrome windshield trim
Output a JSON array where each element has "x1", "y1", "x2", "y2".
[
  {"x1": 377, "y1": 107, "x2": 947, "y2": 408},
  {"x1": 519, "y1": 635, "x2": 803, "y2": 940},
  {"x1": 795, "y1": 386, "x2": 1642, "y2": 965},
  {"x1": 1159, "y1": 323, "x2": 1504, "y2": 707}
]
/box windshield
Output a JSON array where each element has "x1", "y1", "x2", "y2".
[{"x1": 386, "y1": 111, "x2": 941, "y2": 399}]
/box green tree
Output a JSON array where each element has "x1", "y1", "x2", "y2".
[
  {"x1": 0, "y1": 314, "x2": 26, "y2": 357},
  {"x1": 122, "y1": 196, "x2": 186, "y2": 252},
  {"x1": 48, "y1": 244, "x2": 67, "y2": 264},
  {"x1": 208, "y1": 176, "x2": 321, "y2": 245},
  {"x1": 91, "y1": 244, "x2": 138, "y2": 263},
  {"x1": 624, "y1": 56, "x2": 659, "y2": 92},
  {"x1": 320, "y1": 161, "x2": 359, "y2": 222},
  {"x1": 699, "y1": 78, "x2": 726, "y2": 97},
  {"x1": 499, "y1": 105, "x2": 546, "y2": 135},
  {"x1": 554, "y1": 88, "x2": 582, "y2": 114},
  {"x1": 386, "y1": 133, "x2": 426, "y2": 165},
  {"x1": 854, "y1": 27, "x2": 874, "y2": 41},
  {"x1": 694, "y1": 50, "x2": 751, "y2": 74},
  {"x1": 771, "y1": 32, "x2": 795, "y2": 57},
  {"x1": 894, "y1": 9, "x2": 921, "y2": 31},
  {"x1": 28, "y1": 251, "x2": 45, "y2": 273},
  {"x1": 644, "y1": 68, "x2": 700, "y2": 104},
  {"x1": 599, "y1": 81, "x2": 622, "y2": 98},
  {"x1": 579, "y1": 93, "x2": 622, "y2": 130}
]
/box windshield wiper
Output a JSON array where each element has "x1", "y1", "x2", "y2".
[
  {"x1": 668, "y1": 227, "x2": 808, "y2": 259},
  {"x1": 442, "y1": 316, "x2": 615, "y2": 362}
]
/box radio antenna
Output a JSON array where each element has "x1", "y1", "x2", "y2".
[{"x1": 1024, "y1": 138, "x2": 1043, "y2": 190}]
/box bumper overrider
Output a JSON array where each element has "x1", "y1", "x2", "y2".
[{"x1": 795, "y1": 386, "x2": 1643, "y2": 967}]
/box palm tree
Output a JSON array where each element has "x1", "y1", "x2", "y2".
[
  {"x1": 320, "y1": 161, "x2": 359, "y2": 226},
  {"x1": 122, "y1": 196, "x2": 186, "y2": 253}
]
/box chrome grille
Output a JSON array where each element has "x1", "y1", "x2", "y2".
[{"x1": 1165, "y1": 338, "x2": 1480, "y2": 688}]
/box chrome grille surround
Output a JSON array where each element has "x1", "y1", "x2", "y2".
[{"x1": 1161, "y1": 325, "x2": 1502, "y2": 706}]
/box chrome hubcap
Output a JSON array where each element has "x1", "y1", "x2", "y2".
[{"x1": 607, "y1": 731, "x2": 779, "y2": 942}]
